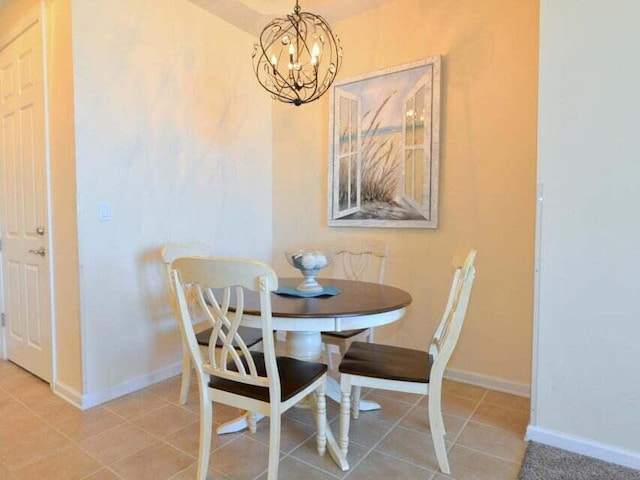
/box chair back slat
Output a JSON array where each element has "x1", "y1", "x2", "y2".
[
  {"x1": 172, "y1": 257, "x2": 279, "y2": 392},
  {"x1": 330, "y1": 238, "x2": 388, "y2": 284},
  {"x1": 161, "y1": 242, "x2": 212, "y2": 327},
  {"x1": 429, "y1": 250, "x2": 477, "y2": 377}
]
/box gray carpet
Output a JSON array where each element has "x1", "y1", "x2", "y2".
[{"x1": 519, "y1": 442, "x2": 640, "y2": 480}]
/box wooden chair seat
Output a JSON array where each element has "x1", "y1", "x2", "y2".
[
  {"x1": 338, "y1": 250, "x2": 477, "y2": 475},
  {"x1": 210, "y1": 352, "x2": 327, "y2": 402},
  {"x1": 339, "y1": 341, "x2": 432, "y2": 383},
  {"x1": 171, "y1": 257, "x2": 328, "y2": 480},
  {"x1": 196, "y1": 326, "x2": 263, "y2": 349},
  {"x1": 320, "y1": 328, "x2": 368, "y2": 340}
]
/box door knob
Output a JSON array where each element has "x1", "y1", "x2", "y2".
[
  {"x1": 28, "y1": 248, "x2": 46, "y2": 257},
  {"x1": 36, "y1": 227, "x2": 45, "y2": 236}
]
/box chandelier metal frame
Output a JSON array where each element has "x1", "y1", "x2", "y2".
[{"x1": 252, "y1": 1, "x2": 343, "y2": 106}]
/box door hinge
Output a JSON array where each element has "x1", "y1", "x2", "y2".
[
  {"x1": 1, "y1": 313, "x2": 4, "y2": 327},
  {"x1": 0, "y1": 239, "x2": 3, "y2": 251}
]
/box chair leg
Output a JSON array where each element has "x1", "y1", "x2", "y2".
[
  {"x1": 367, "y1": 327, "x2": 374, "y2": 343},
  {"x1": 196, "y1": 390, "x2": 212, "y2": 480},
  {"x1": 351, "y1": 386, "x2": 361, "y2": 419},
  {"x1": 339, "y1": 376, "x2": 352, "y2": 456},
  {"x1": 312, "y1": 379, "x2": 327, "y2": 456},
  {"x1": 179, "y1": 348, "x2": 192, "y2": 405},
  {"x1": 326, "y1": 343, "x2": 334, "y2": 370},
  {"x1": 267, "y1": 407, "x2": 281, "y2": 480},
  {"x1": 428, "y1": 386, "x2": 450, "y2": 474}
]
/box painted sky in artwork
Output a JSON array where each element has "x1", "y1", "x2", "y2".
[{"x1": 338, "y1": 64, "x2": 430, "y2": 130}]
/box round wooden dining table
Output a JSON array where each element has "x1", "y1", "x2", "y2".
[
  {"x1": 239, "y1": 277, "x2": 412, "y2": 360},
  {"x1": 216, "y1": 277, "x2": 412, "y2": 471}
]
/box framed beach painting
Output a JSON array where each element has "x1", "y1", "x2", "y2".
[{"x1": 327, "y1": 56, "x2": 441, "y2": 228}]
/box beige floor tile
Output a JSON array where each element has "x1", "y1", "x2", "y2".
[
  {"x1": 0, "y1": 400, "x2": 43, "y2": 437},
  {"x1": 55, "y1": 407, "x2": 126, "y2": 442},
  {"x1": 0, "y1": 388, "x2": 11, "y2": 401},
  {"x1": 248, "y1": 416, "x2": 317, "y2": 454},
  {"x1": 132, "y1": 404, "x2": 198, "y2": 438},
  {"x1": 2, "y1": 375, "x2": 48, "y2": 398},
  {"x1": 456, "y1": 421, "x2": 526, "y2": 464},
  {"x1": 104, "y1": 390, "x2": 170, "y2": 420},
  {"x1": 471, "y1": 404, "x2": 529, "y2": 436},
  {"x1": 207, "y1": 436, "x2": 270, "y2": 480},
  {"x1": 0, "y1": 463, "x2": 14, "y2": 480},
  {"x1": 164, "y1": 421, "x2": 244, "y2": 458},
  {"x1": 167, "y1": 463, "x2": 231, "y2": 480},
  {"x1": 255, "y1": 456, "x2": 339, "y2": 480},
  {"x1": 0, "y1": 425, "x2": 71, "y2": 471},
  {"x1": 400, "y1": 405, "x2": 467, "y2": 440},
  {"x1": 12, "y1": 381, "x2": 59, "y2": 409},
  {"x1": 84, "y1": 468, "x2": 124, "y2": 480},
  {"x1": 31, "y1": 396, "x2": 84, "y2": 424},
  {"x1": 290, "y1": 434, "x2": 368, "y2": 479},
  {"x1": 11, "y1": 446, "x2": 102, "y2": 480},
  {"x1": 146, "y1": 376, "x2": 195, "y2": 403},
  {"x1": 418, "y1": 393, "x2": 479, "y2": 420},
  {"x1": 329, "y1": 415, "x2": 392, "y2": 449},
  {"x1": 212, "y1": 404, "x2": 257, "y2": 426},
  {"x1": 367, "y1": 388, "x2": 424, "y2": 405},
  {"x1": 110, "y1": 442, "x2": 194, "y2": 480},
  {"x1": 442, "y1": 380, "x2": 487, "y2": 401},
  {"x1": 375, "y1": 425, "x2": 451, "y2": 471},
  {"x1": 355, "y1": 392, "x2": 413, "y2": 424},
  {"x1": 347, "y1": 451, "x2": 435, "y2": 479},
  {"x1": 78, "y1": 422, "x2": 157, "y2": 465},
  {"x1": 481, "y1": 391, "x2": 530, "y2": 413},
  {"x1": 446, "y1": 445, "x2": 520, "y2": 480},
  {"x1": 0, "y1": 365, "x2": 33, "y2": 386},
  {"x1": 284, "y1": 401, "x2": 340, "y2": 426}
]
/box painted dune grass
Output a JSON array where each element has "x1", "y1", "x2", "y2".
[{"x1": 339, "y1": 93, "x2": 425, "y2": 221}]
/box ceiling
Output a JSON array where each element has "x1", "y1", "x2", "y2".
[
  {"x1": 238, "y1": 0, "x2": 334, "y2": 15},
  {"x1": 189, "y1": 0, "x2": 397, "y2": 36}
]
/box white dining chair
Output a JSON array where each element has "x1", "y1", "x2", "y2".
[
  {"x1": 321, "y1": 238, "x2": 388, "y2": 371},
  {"x1": 161, "y1": 242, "x2": 263, "y2": 405},
  {"x1": 171, "y1": 257, "x2": 328, "y2": 480},
  {"x1": 337, "y1": 249, "x2": 477, "y2": 475}
]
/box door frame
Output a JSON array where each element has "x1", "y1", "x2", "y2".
[{"x1": 0, "y1": 1, "x2": 56, "y2": 384}]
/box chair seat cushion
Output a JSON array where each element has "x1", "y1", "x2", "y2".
[
  {"x1": 196, "y1": 327, "x2": 263, "y2": 349},
  {"x1": 339, "y1": 342, "x2": 432, "y2": 383},
  {"x1": 321, "y1": 329, "x2": 368, "y2": 340},
  {"x1": 209, "y1": 352, "x2": 327, "y2": 403}
]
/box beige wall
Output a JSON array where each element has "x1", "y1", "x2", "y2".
[
  {"x1": 70, "y1": 0, "x2": 273, "y2": 398},
  {"x1": 272, "y1": 0, "x2": 538, "y2": 387},
  {"x1": 46, "y1": 0, "x2": 82, "y2": 395},
  {"x1": 531, "y1": 0, "x2": 640, "y2": 463}
]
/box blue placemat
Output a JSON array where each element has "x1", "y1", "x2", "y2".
[{"x1": 275, "y1": 285, "x2": 341, "y2": 298}]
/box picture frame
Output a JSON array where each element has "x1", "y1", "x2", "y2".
[{"x1": 327, "y1": 56, "x2": 442, "y2": 228}]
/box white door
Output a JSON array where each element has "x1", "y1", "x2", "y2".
[{"x1": 0, "y1": 15, "x2": 52, "y2": 382}]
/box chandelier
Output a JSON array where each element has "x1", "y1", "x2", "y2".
[{"x1": 252, "y1": 1, "x2": 343, "y2": 106}]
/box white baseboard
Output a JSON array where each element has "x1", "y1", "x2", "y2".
[
  {"x1": 526, "y1": 425, "x2": 640, "y2": 470},
  {"x1": 444, "y1": 367, "x2": 531, "y2": 398},
  {"x1": 52, "y1": 381, "x2": 83, "y2": 409},
  {"x1": 53, "y1": 362, "x2": 183, "y2": 410}
]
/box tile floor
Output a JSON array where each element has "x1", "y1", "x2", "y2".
[{"x1": 0, "y1": 358, "x2": 529, "y2": 480}]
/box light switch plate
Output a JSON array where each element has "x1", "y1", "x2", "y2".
[{"x1": 98, "y1": 203, "x2": 111, "y2": 221}]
